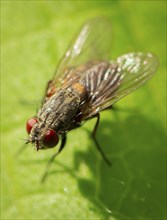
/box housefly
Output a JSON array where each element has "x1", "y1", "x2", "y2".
[{"x1": 25, "y1": 17, "x2": 159, "y2": 179}]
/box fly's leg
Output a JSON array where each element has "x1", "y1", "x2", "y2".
[
  {"x1": 41, "y1": 133, "x2": 67, "y2": 183},
  {"x1": 92, "y1": 113, "x2": 111, "y2": 166}
]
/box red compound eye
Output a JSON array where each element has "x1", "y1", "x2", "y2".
[
  {"x1": 43, "y1": 129, "x2": 59, "y2": 148},
  {"x1": 26, "y1": 118, "x2": 38, "y2": 134}
]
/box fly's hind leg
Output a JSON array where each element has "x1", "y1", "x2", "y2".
[
  {"x1": 92, "y1": 113, "x2": 111, "y2": 166},
  {"x1": 41, "y1": 133, "x2": 67, "y2": 183}
]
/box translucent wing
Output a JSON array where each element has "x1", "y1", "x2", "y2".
[
  {"x1": 79, "y1": 52, "x2": 159, "y2": 118},
  {"x1": 45, "y1": 17, "x2": 112, "y2": 98}
]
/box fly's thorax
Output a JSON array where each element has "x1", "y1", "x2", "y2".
[{"x1": 37, "y1": 83, "x2": 88, "y2": 133}]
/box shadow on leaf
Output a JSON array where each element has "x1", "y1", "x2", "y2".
[{"x1": 73, "y1": 113, "x2": 165, "y2": 219}]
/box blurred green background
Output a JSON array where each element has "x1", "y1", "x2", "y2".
[{"x1": 1, "y1": 1, "x2": 166, "y2": 219}]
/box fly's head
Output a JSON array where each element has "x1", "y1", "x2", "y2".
[{"x1": 26, "y1": 118, "x2": 59, "y2": 150}]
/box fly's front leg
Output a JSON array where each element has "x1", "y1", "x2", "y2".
[
  {"x1": 92, "y1": 113, "x2": 111, "y2": 166},
  {"x1": 41, "y1": 133, "x2": 67, "y2": 183}
]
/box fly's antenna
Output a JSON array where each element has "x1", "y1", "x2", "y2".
[{"x1": 35, "y1": 139, "x2": 40, "y2": 151}]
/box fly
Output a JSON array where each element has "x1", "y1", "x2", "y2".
[{"x1": 25, "y1": 17, "x2": 159, "y2": 181}]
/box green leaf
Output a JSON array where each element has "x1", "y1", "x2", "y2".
[{"x1": 1, "y1": 1, "x2": 166, "y2": 219}]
